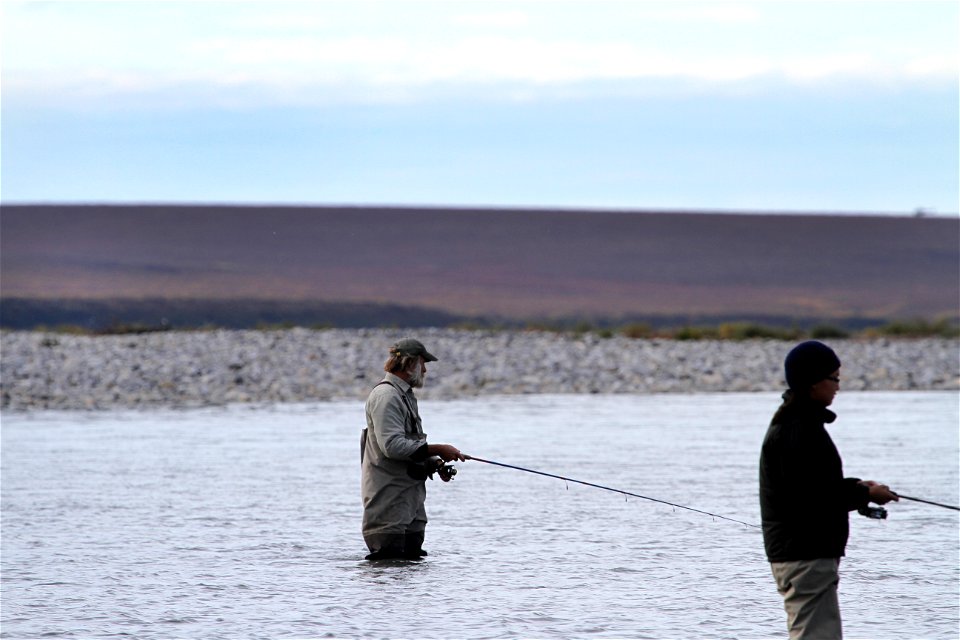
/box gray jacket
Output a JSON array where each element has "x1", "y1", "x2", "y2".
[{"x1": 360, "y1": 373, "x2": 432, "y2": 536}]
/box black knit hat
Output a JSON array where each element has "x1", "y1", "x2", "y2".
[{"x1": 784, "y1": 340, "x2": 841, "y2": 390}]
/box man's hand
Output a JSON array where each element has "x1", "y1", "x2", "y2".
[
  {"x1": 428, "y1": 443, "x2": 467, "y2": 462},
  {"x1": 860, "y1": 480, "x2": 899, "y2": 505}
]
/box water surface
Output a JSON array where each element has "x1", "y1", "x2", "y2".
[{"x1": 2, "y1": 392, "x2": 957, "y2": 639}]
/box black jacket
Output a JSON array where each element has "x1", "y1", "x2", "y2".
[{"x1": 759, "y1": 396, "x2": 870, "y2": 562}]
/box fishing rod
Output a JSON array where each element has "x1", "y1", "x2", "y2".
[
  {"x1": 895, "y1": 494, "x2": 960, "y2": 511},
  {"x1": 466, "y1": 456, "x2": 760, "y2": 529}
]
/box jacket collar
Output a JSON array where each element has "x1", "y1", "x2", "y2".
[
  {"x1": 383, "y1": 372, "x2": 412, "y2": 394},
  {"x1": 783, "y1": 392, "x2": 837, "y2": 424}
]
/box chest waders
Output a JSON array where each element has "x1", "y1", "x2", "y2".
[{"x1": 361, "y1": 380, "x2": 431, "y2": 560}]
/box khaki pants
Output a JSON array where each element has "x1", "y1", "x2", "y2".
[{"x1": 770, "y1": 558, "x2": 842, "y2": 640}]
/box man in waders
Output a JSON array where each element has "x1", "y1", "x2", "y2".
[
  {"x1": 759, "y1": 341, "x2": 898, "y2": 639},
  {"x1": 360, "y1": 338, "x2": 467, "y2": 560}
]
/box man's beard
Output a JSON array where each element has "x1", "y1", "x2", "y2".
[{"x1": 408, "y1": 366, "x2": 425, "y2": 388}]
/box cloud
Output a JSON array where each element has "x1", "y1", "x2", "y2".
[
  {"x1": 630, "y1": 3, "x2": 760, "y2": 24},
  {"x1": 451, "y1": 10, "x2": 530, "y2": 29},
  {"x1": 180, "y1": 25, "x2": 958, "y2": 83},
  {"x1": 148, "y1": 34, "x2": 960, "y2": 86},
  {"x1": 5, "y1": 40, "x2": 954, "y2": 112},
  {"x1": 904, "y1": 54, "x2": 959, "y2": 78},
  {"x1": 3, "y1": 1, "x2": 955, "y2": 109}
]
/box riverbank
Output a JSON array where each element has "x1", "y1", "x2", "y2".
[{"x1": 2, "y1": 329, "x2": 957, "y2": 411}]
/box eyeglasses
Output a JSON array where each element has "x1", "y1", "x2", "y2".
[{"x1": 824, "y1": 376, "x2": 840, "y2": 383}]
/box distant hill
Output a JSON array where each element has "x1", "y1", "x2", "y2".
[{"x1": 1, "y1": 204, "x2": 957, "y2": 329}]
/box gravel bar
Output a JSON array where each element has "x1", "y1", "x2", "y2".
[{"x1": 2, "y1": 329, "x2": 957, "y2": 411}]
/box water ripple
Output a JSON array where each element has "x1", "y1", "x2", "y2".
[{"x1": 2, "y1": 392, "x2": 957, "y2": 639}]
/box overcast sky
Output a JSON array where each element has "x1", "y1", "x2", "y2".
[{"x1": 2, "y1": 1, "x2": 957, "y2": 213}]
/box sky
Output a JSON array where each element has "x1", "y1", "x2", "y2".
[{"x1": 1, "y1": 0, "x2": 957, "y2": 214}]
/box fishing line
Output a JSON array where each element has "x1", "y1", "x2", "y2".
[
  {"x1": 467, "y1": 456, "x2": 761, "y2": 529},
  {"x1": 895, "y1": 494, "x2": 960, "y2": 511}
]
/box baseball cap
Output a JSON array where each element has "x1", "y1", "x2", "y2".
[{"x1": 390, "y1": 338, "x2": 438, "y2": 362}]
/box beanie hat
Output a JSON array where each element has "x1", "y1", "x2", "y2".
[{"x1": 784, "y1": 340, "x2": 841, "y2": 390}]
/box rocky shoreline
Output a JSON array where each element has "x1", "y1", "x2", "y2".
[{"x1": 1, "y1": 329, "x2": 957, "y2": 411}]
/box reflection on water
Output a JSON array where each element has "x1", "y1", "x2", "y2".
[{"x1": 2, "y1": 392, "x2": 957, "y2": 639}]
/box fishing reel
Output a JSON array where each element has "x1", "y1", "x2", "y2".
[
  {"x1": 858, "y1": 506, "x2": 888, "y2": 520},
  {"x1": 437, "y1": 464, "x2": 458, "y2": 482}
]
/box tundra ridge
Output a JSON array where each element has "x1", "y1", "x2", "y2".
[{"x1": 2, "y1": 205, "x2": 957, "y2": 325}]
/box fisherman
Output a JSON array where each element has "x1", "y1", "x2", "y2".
[
  {"x1": 360, "y1": 338, "x2": 467, "y2": 560},
  {"x1": 759, "y1": 340, "x2": 898, "y2": 639}
]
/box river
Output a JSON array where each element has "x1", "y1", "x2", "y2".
[{"x1": 2, "y1": 391, "x2": 957, "y2": 639}]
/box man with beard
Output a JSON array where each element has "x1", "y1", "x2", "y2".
[{"x1": 360, "y1": 338, "x2": 467, "y2": 560}]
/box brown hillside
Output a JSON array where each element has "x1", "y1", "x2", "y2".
[{"x1": 1, "y1": 205, "x2": 957, "y2": 321}]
